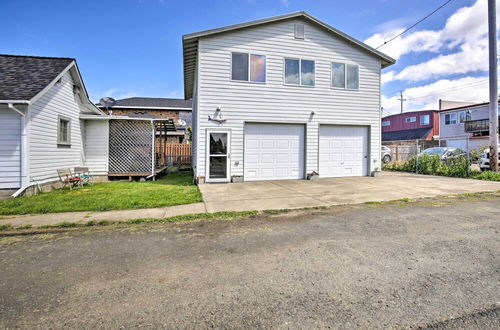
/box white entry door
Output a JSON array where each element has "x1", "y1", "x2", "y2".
[
  {"x1": 244, "y1": 123, "x2": 304, "y2": 181},
  {"x1": 206, "y1": 130, "x2": 231, "y2": 182},
  {"x1": 319, "y1": 125, "x2": 369, "y2": 177}
]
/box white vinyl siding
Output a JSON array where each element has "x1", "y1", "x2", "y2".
[
  {"x1": 439, "y1": 104, "x2": 490, "y2": 140},
  {"x1": 194, "y1": 18, "x2": 382, "y2": 179},
  {"x1": 84, "y1": 120, "x2": 109, "y2": 175},
  {"x1": 0, "y1": 108, "x2": 22, "y2": 188},
  {"x1": 28, "y1": 71, "x2": 85, "y2": 183}
]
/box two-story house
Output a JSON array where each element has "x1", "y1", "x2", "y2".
[
  {"x1": 439, "y1": 101, "x2": 500, "y2": 150},
  {"x1": 381, "y1": 110, "x2": 439, "y2": 142},
  {"x1": 183, "y1": 12, "x2": 395, "y2": 183}
]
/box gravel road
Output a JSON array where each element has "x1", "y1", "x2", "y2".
[{"x1": 1, "y1": 197, "x2": 499, "y2": 329}]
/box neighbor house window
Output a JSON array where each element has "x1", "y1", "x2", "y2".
[
  {"x1": 445, "y1": 113, "x2": 458, "y2": 125},
  {"x1": 57, "y1": 115, "x2": 71, "y2": 146},
  {"x1": 284, "y1": 58, "x2": 315, "y2": 86},
  {"x1": 382, "y1": 121, "x2": 391, "y2": 127},
  {"x1": 331, "y1": 63, "x2": 359, "y2": 90},
  {"x1": 231, "y1": 52, "x2": 266, "y2": 83},
  {"x1": 405, "y1": 117, "x2": 416, "y2": 123},
  {"x1": 459, "y1": 111, "x2": 466, "y2": 123},
  {"x1": 420, "y1": 114, "x2": 430, "y2": 125}
]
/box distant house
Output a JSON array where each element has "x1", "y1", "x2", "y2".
[
  {"x1": 382, "y1": 110, "x2": 439, "y2": 142},
  {"x1": 183, "y1": 11, "x2": 395, "y2": 183},
  {"x1": 439, "y1": 101, "x2": 500, "y2": 150},
  {"x1": 97, "y1": 97, "x2": 192, "y2": 143},
  {"x1": 0, "y1": 54, "x2": 104, "y2": 194}
]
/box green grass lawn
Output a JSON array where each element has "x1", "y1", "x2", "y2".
[{"x1": 0, "y1": 172, "x2": 202, "y2": 215}]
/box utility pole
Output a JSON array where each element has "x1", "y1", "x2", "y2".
[
  {"x1": 398, "y1": 90, "x2": 406, "y2": 114},
  {"x1": 488, "y1": 0, "x2": 499, "y2": 171}
]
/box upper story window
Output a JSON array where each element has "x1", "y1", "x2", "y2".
[
  {"x1": 405, "y1": 117, "x2": 416, "y2": 123},
  {"x1": 382, "y1": 120, "x2": 391, "y2": 127},
  {"x1": 445, "y1": 113, "x2": 458, "y2": 125},
  {"x1": 231, "y1": 52, "x2": 266, "y2": 83},
  {"x1": 284, "y1": 58, "x2": 315, "y2": 87},
  {"x1": 420, "y1": 114, "x2": 430, "y2": 125},
  {"x1": 57, "y1": 115, "x2": 71, "y2": 146},
  {"x1": 332, "y1": 63, "x2": 359, "y2": 90},
  {"x1": 459, "y1": 111, "x2": 466, "y2": 123}
]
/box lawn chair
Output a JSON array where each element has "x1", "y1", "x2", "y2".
[
  {"x1": 57, "y1": 168, "x2": 81, "y2": 190},
  {"x1": 74, "y1": 167, "x2": 92, "y2": 185}
]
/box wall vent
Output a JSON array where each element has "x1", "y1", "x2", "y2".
[{"x1": 294, "y1": 23, "x2": 305, "y2": 39}]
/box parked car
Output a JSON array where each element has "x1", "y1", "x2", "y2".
[
  {"x1": 479, "y1": 149, "x2": 500, "y2": 171},
  {"x1": 419, "y1": 147, "x2": 466, "y2": 162},
  {"x1": 381, "y1": 146, "x2": 392, "y2": 163}
]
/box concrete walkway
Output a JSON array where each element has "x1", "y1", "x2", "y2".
[{"x1": 2, "y1": 172, "x2": 500, "y2": 228}]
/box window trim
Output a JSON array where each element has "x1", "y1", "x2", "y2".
[
  {"x1": 420, "y1": 114, "x2": 430, "y2": 125},
  {"x1": 331, "y1": 62, "x2": 360, "y2": 91},
  {"x1": 230, "y1": 51, "x2": 267, "y2": 84},
  {"x1": 382, "y1": 120, "x2": 391, "y2": 127},
  {"x1": 405, "y1": 116, "x2": 416, "y2": 123},
  {"x1": 283, "y1": 58, "x2": 316, "y2": 87},
  {"x1": 57, "y1": 115, "x2": 71, "y2": 146},
  {"x1": 444, "y1": 113, "x2": 458, "y2": 125}
]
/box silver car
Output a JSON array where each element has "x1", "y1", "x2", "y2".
[{"x1": 381, "y1": 146, "x2": 392, "y2": 164}]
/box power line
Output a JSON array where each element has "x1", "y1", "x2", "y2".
[
  {"x1": 405, "y1": 79, "x2": 488, "y2": 100},
  {"x1": 376, "y1": 0, "x2": 454, "y2": 49}
]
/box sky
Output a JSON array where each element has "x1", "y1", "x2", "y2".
[{"x1": 0, "y1": 0, "x2": 494, "y2": 114}]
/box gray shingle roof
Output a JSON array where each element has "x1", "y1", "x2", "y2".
[
  {"x1": 0, "y1": 54, "x2": 74, "y2": 100},
  {"x1": 102, "y1": 97, "x2": 192, "y2": 109}
]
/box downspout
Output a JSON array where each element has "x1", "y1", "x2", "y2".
[
  {"x1": 7, "y1": 103, "x2": 31, "y2": 198},
  {"x1": 147, "y1": 120, "x2": 156, "y2": 180}
]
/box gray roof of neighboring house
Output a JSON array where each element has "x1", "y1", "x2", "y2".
[
  {"x1": 98, "y1": 97, "x2": 192, "y2": 109},
  {"x1": 0, "y1": 54, "x2": 74, "y2": 101},
  {"x1": 382, "y1": 128, "x2": 432, "y2": 142},
  {"x1": 183, "y1": 11, "x2": 396, "y2": 99}
]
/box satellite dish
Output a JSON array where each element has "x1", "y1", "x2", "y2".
[
  {"x1": 177, "y1": 119, "x2": 187, "y2": 127},
  {"x1": 99, "y1": 97, "x2": 116, "y2": 109}
]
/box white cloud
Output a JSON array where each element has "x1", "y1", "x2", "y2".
[
  {"x1": 366, "y1": 0, "x2": 494, "y2": 84},
  {"x1": 382, "y1": 76, "x2": 489, "y2": 114}
]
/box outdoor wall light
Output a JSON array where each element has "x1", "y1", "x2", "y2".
[{"x1": 209, "y1": 106, "x2": 226, "y2": 123}]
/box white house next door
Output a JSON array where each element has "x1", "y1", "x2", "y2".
[
  {"x1": 319, "y1": 125, "x2": 369, "y2": 177},
  {"x1": 206, "y1": 130, "x2": 230, "y2": 182},
  {"x1": 244, "y1": 123, "x2": 305, "y2": 181}
]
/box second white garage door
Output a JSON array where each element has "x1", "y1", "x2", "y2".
[
  {"x1": 319, "y1": 125, "x2": 369, "y2": 177},
  {"x1": 244, "y1": 123, "x2": 304, "y2": 181}
]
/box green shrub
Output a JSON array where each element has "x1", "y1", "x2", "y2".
[
  {"x1": 472, "y1": 171, "x2": 500, "y2": 181},
  {"x1": 384, "y1": 154, "x2": 476, "y2": 179}
]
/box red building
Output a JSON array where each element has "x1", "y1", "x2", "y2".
[{"x1": 382, "y1": 110, "x2": 439, "y2": 141}]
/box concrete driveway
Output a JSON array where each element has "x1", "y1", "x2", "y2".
[{"x1": 199, "y1": 172, "x2": 500, "y2": 212}]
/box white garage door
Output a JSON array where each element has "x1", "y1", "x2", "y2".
[
  {"x1": 319, "y1": 125, "x2": 368, "y2": 177},
  {"x1": 244, "y1": 123, "x2": 304, "y2": 181}
]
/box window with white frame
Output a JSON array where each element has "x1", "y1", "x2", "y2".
[
  {"x1": 231, "y1": 52, "x2": 266, "y2": 83},
  {"x1": 331, "y1": 63, "x2": 359, "y2": 89},
  {"x1": 382, "y1": 120, "x2": 391, "y2": 126},
  {"x1": 57, "y1": 115, "x2": 71, "y2": 146},
  {"x1": 420, "y1": 114, "x2": 430, "y2": 125},
  {"x1": 405, "y1": 117, "x2": 416, "y2": 123},
  {"x1": 284, "y1": 58, "x2": 315, "y2": 86},
  {"x1": 459, "y1": 111, "x2": 466, "y2": 123},
  {"x1": 445, "y1": 113, "x2": 458, "y2": 125}
]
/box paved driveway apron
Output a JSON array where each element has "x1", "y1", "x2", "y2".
[{"x1": 199, "y1": 172, "x2": 500, "y2": 212}]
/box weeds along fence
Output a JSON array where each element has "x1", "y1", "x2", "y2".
[
  {"x1": 382, "y1": 136, "x2": 488, "y2": 176},
  {"x1": 155, "y1": 143, "x2": 192, "y2": 169}
]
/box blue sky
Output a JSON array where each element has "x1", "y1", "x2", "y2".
[{"x1": 0, "y1": 0, "x2": 490, "y2": 113}]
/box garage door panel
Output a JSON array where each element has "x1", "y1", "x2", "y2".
[
  {"x1": 319, "y1": 125, "x2": 368, "y2": 178},
  {"x1": 245, "y1": 123, "x2": 304, "y2": 181}
]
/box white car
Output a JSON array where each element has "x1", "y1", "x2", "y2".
[{"x1": 479, "y1": 149, "x2": 500, "y2": 171}]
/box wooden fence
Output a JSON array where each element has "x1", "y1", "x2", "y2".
[{"x1": 156, "y1": 143, "x2": 192, "y2": 167}]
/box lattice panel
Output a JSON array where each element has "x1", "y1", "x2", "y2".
[{"x1": 109, "y1": 120, "x2": 153, "y2": 174}]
